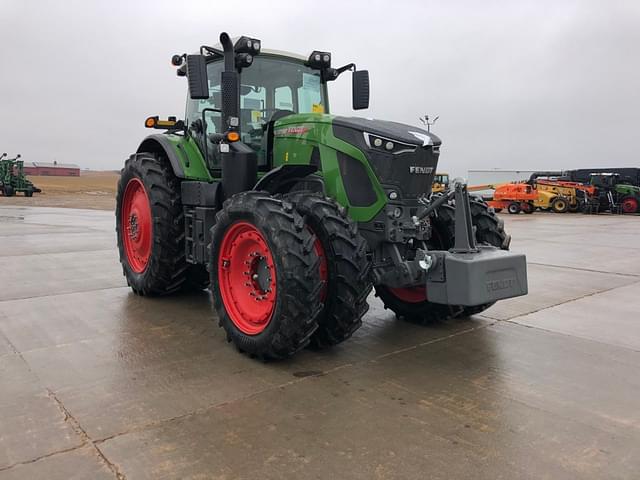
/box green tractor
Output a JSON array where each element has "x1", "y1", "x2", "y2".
[
  {"x1": 586, "y1": 173, "x2": 640, "y2": 214},
  {"x1": 0, "y1": 153, "x2": 40, "y2": 197},
  {"x1": 116, "y1": 33, "x2": 528, "y2": 359}
]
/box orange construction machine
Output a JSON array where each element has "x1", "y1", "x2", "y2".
[{"x1": 468, "y1": 180, "x2": 574, "y2": 214}]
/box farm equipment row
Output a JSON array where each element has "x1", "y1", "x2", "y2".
[
  {"x1": 471, "y1": 170, "x2": 640, "y2": 215},
  {"x1": 0, "y1": 153, "x2": 41, "y2": 197}
]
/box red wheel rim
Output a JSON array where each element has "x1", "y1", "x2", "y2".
[
  {"x1": 309, "y1": 228, "x2": 328, "y2": 301},
  {"x1": 388, "y1": 286, "x2": 427, "y2": 303},
  {"x1": 121, "y1": 178, "x2": 152, "y2": 273},
  {"x1": 622, "y1": 197, "x2": 638, "y2": 213},
  {"x1": 218, "y1": 222, "x2": 277, "y2": 335}
]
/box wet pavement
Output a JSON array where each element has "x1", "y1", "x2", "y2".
[{"x1": 0, "y1": 206, "x2": 639, "y2": 479}]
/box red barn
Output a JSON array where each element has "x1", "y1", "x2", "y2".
[{"x1": 23, "y1": 161, "x2": 80, "y2": 176}]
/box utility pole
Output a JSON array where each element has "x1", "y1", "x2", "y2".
[{"x1": 419, "y1": 114, "x2": 439, "y2": 132}]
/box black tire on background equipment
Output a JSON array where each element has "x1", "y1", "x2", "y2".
[
  {"x1": 209, "y1": 191, "x2": 323, "y2": 360},
  {"x1": 116, "y1": 152, "x2": 210, "y2": 296},
  {"x1": 568, "y1": 202, "x2": 580, "y2": 213},
  {"x1": 3, "y1": 185, "x2": 14, "y2": 197},
  {"x1": 25, "y1": 187, "x2": 34, "y2": 197},
  {"x1": 375, "y1": 196, "x2": 509, "y2": 324},
  {"x1": 507, "y1": 202, "x2": 521, "y2": 214},
  {"x1": 286, "y1": 192, "x2": 372, "y2": 349},
  {"x1": 521, "y1": 202, "x2": 534, "y2": 214},
  {"x1": 551, "y1": 196, "x2": 569, "y2": 213}
]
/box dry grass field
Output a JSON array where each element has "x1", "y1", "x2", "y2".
[{"x1": 0, "y1": 171, "x2": 119, "y2": 210}]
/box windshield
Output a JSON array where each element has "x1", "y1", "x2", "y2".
[
  {"x1": 434, "y1": 174, "x2": 449, "y2": 184},
  {"x1": 239, "y1": 55, "x2": 327, "y2": 123}
]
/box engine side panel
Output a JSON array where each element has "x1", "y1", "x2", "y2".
[{"x1": 271, "y1": 114, "x2": 387, "y2": 222}]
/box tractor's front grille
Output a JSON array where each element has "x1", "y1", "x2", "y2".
[{"x1": 367, "y1": 147, "x2": 439, "y2": 199}]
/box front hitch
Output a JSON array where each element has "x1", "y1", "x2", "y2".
[
  {"x1": 413, "y1": 180, "x2": 477, "y2": 253},
  {"x1": 417, "y1": 181, "x2": 528, "y2": 306},
  {"x1": 374, "y1": 181, "x2": 527, "y2": 306}
]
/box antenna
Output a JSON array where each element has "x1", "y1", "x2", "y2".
[{"x1": 419, "y1": 114, "x2": 439, "y2": 132}]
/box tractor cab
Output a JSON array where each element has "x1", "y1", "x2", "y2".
[
  {"x1": 184, "y1": 49, "x2": 330, "y2": 172},
  {"x1": 590, "y1": 172, "x2": 619, "y2": 189},
  {"x1": 432, "y1": 172, "x2": 450, "y2": 193}
]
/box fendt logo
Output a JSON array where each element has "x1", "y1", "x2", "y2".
[
  {"x1": 274, "y1": 126, "x2": 310, "y2": 136},
  {"x1": 409, "y1": 166, "x2": 433, "y2": 175},
  {"x1": 486, "y1": 277, "x2": 516, "y2": 293}
]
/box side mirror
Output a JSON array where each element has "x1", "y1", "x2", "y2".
[
  {"x1": 352, "y1": 70, "x2": 370, "y2": 110},
  {"x1": 186, "y1": 55, "x2": 209, "y2": 100}
]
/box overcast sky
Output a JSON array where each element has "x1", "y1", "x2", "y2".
[{"x1": 1, "y1": 0, "x2": 638, "y2": 177}]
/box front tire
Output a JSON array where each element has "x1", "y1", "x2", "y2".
[
  {"x1": 507, "y1": 202, "x2": 521, "y2": 214},
  {"x1": 286, "y1": 193, "x2": 372, "y2": 349},
  {"x1": 209, "y1": 191, "x2": 323, "y2": 360},
  {"x1": 116, "y1": 153, "x2": 209, "y2": 296},
  {"x1": 551, "y1": 196, "x2": 569, "y2": 213}
]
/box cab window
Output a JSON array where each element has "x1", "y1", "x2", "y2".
[{"x1": 185, "y1": 56, "x2": 327, "y2": 168}]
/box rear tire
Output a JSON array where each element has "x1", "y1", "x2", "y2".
[
  {"x1": 286, "y1": 193, "x2": 372, "y2": 349},
  {"x1": 209, "y1": 191, "x2": 323, "y2": 360},
  {"x1": 521, "y1": 202, "x2": 534, "y2": 214},
  {"x1": 116, "y1": 153, "x2": 209, "y2": 296},
  {"x1": 551, "y1": 196, "x2": 569, "y2": 213},
  {"x1": 376, "y1": 197, "x2": 509, "y2": 324},
  {"x1": 3, "y1": 185, "x2": 14, "y2": 197},
  {"x1": 25, "y1": 187, "x2": 34, "y2": 197},
  {"x1": 507, "y1": 202, "x2": 521, "y2": 214}
]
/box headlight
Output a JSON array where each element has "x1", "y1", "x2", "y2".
[{"x1": 363, "y1": 132, "x2": 416, "y2": 155}]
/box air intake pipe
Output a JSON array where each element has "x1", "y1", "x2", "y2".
[
  {"x1": 219, "y1": 32, "x2": 240, "y2": 128},
  {"x1": 218, "y1": 32, "x2": 257, "y2": 199}
]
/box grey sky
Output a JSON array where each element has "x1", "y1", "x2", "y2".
[{"x1": 1, "y1": 0, "x2": 638, "y2": 177}]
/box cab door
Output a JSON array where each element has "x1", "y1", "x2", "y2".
[{"x1": 185, "y1": 60, "x2": 224, "y2": 173}]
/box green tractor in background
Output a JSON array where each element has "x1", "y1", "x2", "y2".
[
  {"x1": 586, "y1": 173, "x2": 640, "y2": 214},
  {"x1": 116, "y1": 33, "x2": 528, "y2": 360},
  {"x1": 0, "y1": 153, "x2": 40, "y2": 197}
]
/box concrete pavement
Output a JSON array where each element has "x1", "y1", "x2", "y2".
[{"x1": 1, "y1": 206, "x2": 639, "y2": 479}]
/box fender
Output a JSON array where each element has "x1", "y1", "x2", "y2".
[
  {"x1": 254, "y1": 164, "x2": 320, "y2": 194},
  {"x1": 136, "y1": 134, "x2": 212, "y2": 181},
  {"x1": 137, "y1": 134, "x2": 186, "y2": 178}
]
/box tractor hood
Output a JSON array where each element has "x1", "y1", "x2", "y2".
[
  {"x1": 332, "y1": 116, "x2": 441, "y2": 147},
  {"x1": 274, "y1": 113, "x2": 441, "y2": 147},
  {"x1": 273, "y1": 113, "x2": 441, "y2": 202}
]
